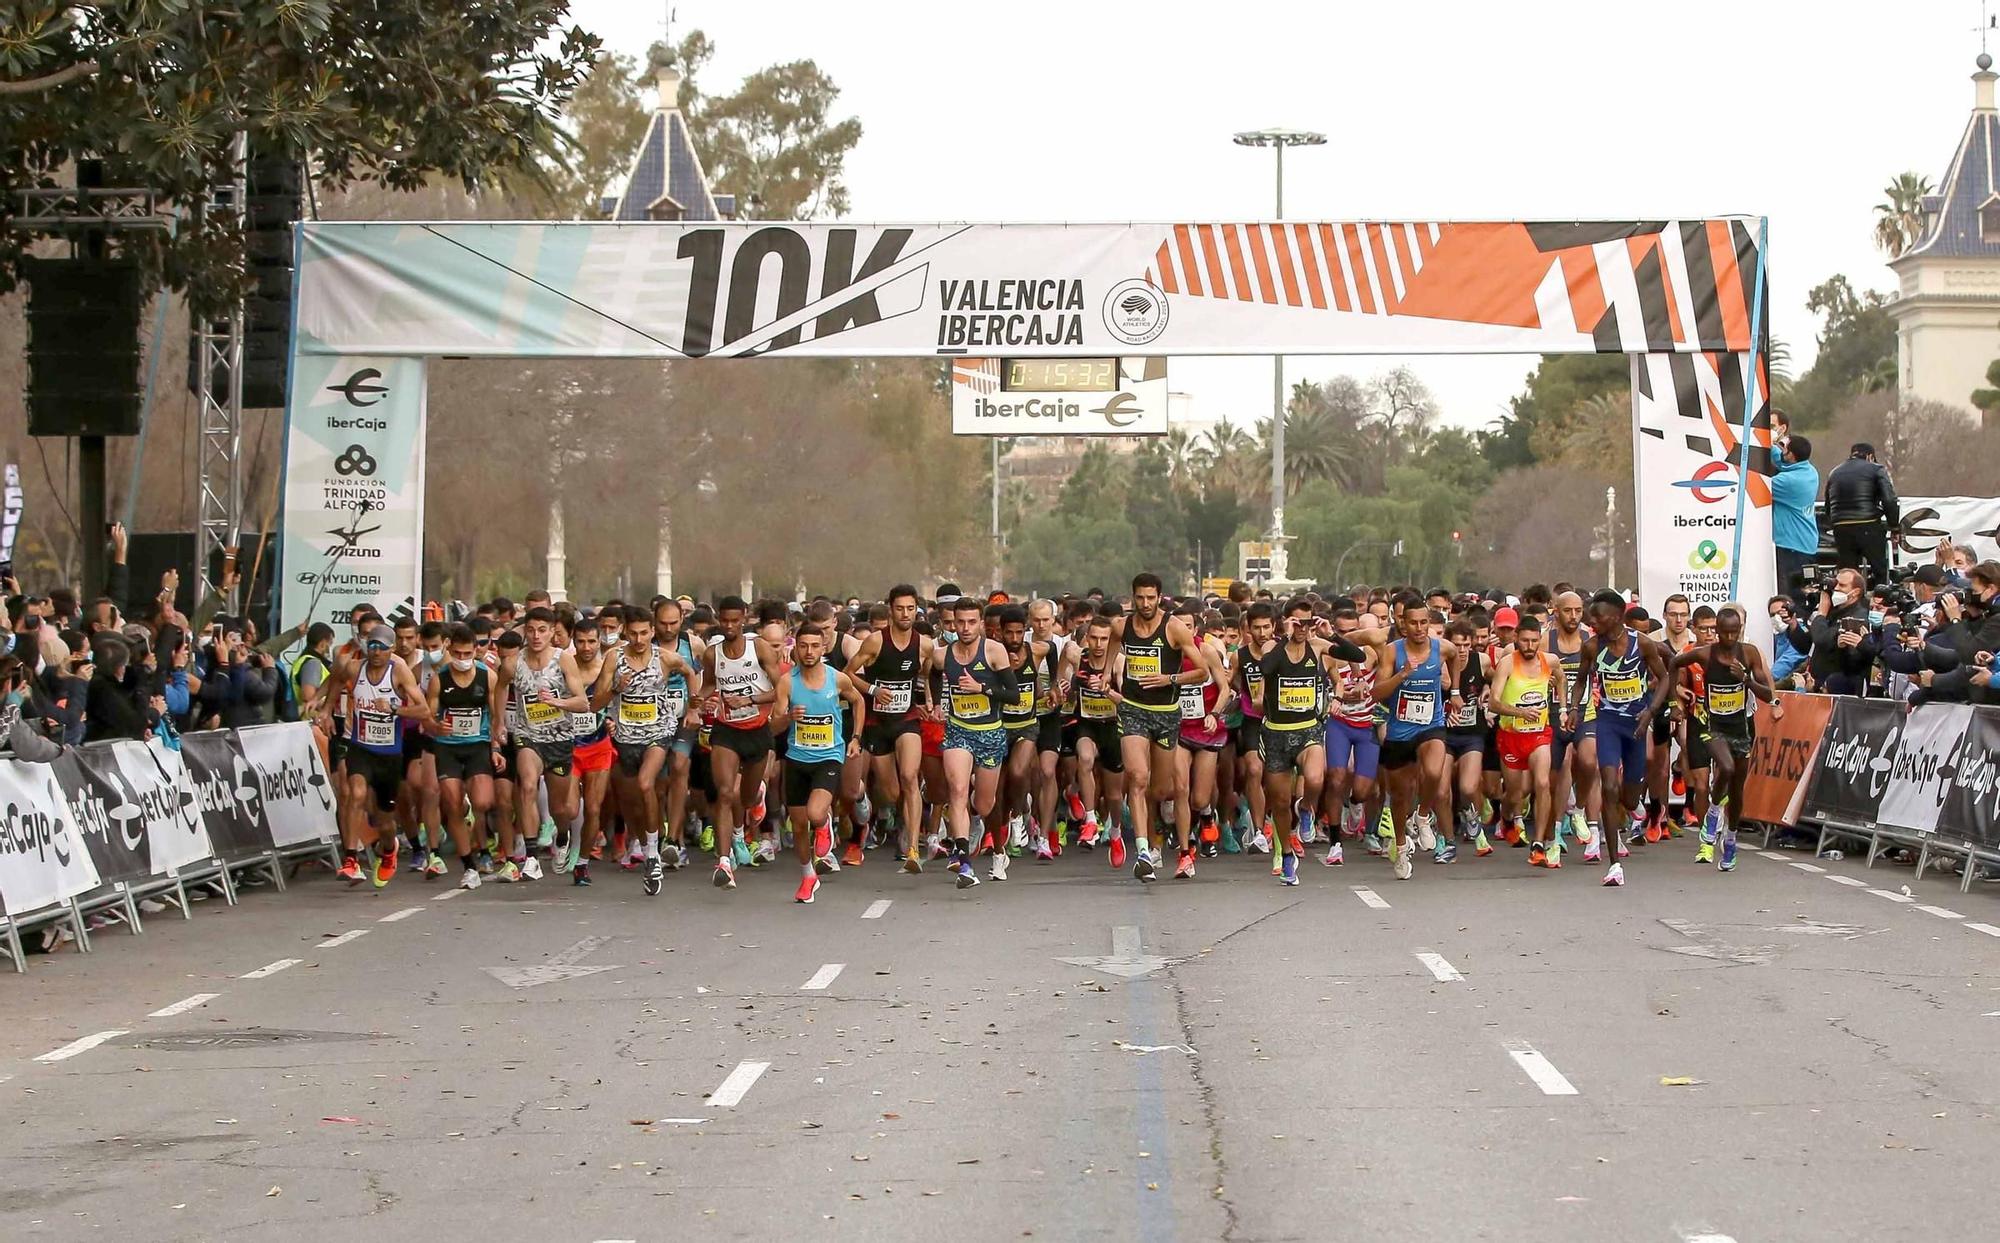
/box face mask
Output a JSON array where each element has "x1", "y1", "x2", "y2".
[
  {"x1": 2, "y1": 689, "x2": 22, "y2": 709},
  {"x1": 450, "y1": 657, "x2": 475, "y2": 673},
  {"x1": 1831, "y1": 591, "x2": 1852, "y2": 609},
  {"x1": 1868, "y1": 610, "x2": 1884, "y2": 627},
  {"x1": 422, "y1": 649, "x2": 444, "y2": 666}
]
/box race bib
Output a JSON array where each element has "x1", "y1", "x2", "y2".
[
  {"x1": 443, "y1": 707, "x2": 484, "y2": 738},
  {"x1": 1448, "y1": 698, "x2": 1480, "y2": 729},
  {"x1": 1708, "y1": 685, "x2": 1747, "y2": 716},
  {"x1": 1126, "y1": 652, "x2": 1161, "y2": 681},
  {"x1": 1179, "y1": 683, "x2": 1206, "y2": 721},
  {"x1": 1395, "y1": 689, "x2": 1436, "y2": 726},
  {"x1": 524, "y1": 700, "x2": 563, "y2": 726},
  {"x1": 1080, "y1": 691, "x2": 1116, "y2": 719},
  {"x1": 794, "y1": 714, "x2": 837, "y2": 750},
  {"x1": 357, "y1": 709, "x2": 397, "y2": 747},
  {"x1": 1276, "y1": 678, "x2": 1317, "y2": 714},
  {"x1": 1603, "y1": 675, "x2": 1644, "y2": 705},
  {"x1": 725, "y1": 697, "x2": 759, "y2": 723},
  {"x1": 1246, "y1": 672, "x2": 1265, "y2": 704},
  {"x1": 878, "y1": 682, "x2": 913, "y2": 715},
  {"x1": 1503, "y1": 691, "x2": 1546, "y2": 731},
  {"x1": 571, "y1": 710, "x2": 602, "y2": 736},
  {"x1": 619, "y1": 700, "x2": 660, "y2": 726},
  {"x1": 1007, "y1": 684, "x2": 1036, "y2": 715},
  {"x1": 952, "y1": 690, "x2": 991, "y2": 719}
]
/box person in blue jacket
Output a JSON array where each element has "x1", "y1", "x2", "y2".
[{"x1": 1769, "y1": 433, "x2": 1820, "y2": 604}]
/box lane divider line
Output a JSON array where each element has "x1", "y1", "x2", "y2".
[
  {"x1": 1866, "y1": 889, "x2": 1915, "y2": 903},
  {"x1": 432, "y1": 889, "x2": 466, "y2": 901},
  {"x1": 1414, "y1": 951, "x2": 1463, "y2": 982},
  {"x1": 1788, "y1": 861, "x2": 1825, "y2": 872},
  {"x1": 1503, "y1": 1040, "x2": 1578, "y2": 1096},
  {"x1": 1826, "y1": 875, "x2": 1869, "y2": 887},
  {"x1": 148, "y1": 993, "x2": 220, "y2": 1018},
  {"x1": 314, "y1": 930, "x2": 370, "y2": 949},
  {"x1": 706, "y1": 1060, "x2": 770, "y2": 1108},
  {"x1": 1965, "y1": 922, "x2": 2000, "y2": 937},
  {"x1": 34, "y1": 1030, "x2": 128, "y2": 1063},
  {"x1": 861, "y1": 899, "x2": 892, "y2": 920},
  {"x1": 800, "y1": 963, "x2": 846, "y2": 991},
  {"x1": 1352, "y1": 886, "x2": 1391, "y2": 910},
  {"x1": 378, "y1": 906, "x2": 425, "y2": 923},
  {"x1": 1915, "y1": 905, "x2": 1965, "y2": 920},
  {"x1": 1757, "y1": 851, "x2": 1788, "y2": 861},
  {"x1": 240, "y1": 958, "x2": 301, "y2": 979}
]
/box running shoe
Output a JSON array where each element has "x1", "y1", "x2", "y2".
[
  {"x1": 989, "y1": 851, "x2": 1010, "y2": 881},
  {"x1": 1272, "y1": 844, "x2": 1284, "y2": 876},
  {"x1": 902, "y1": 851, "x2": 923, "y2": 874},
  {"x1": 1079, "y1": 816, "x2": 1100, "y2": 848},
  {"x1": 1569, "y1": 810, "x2": 1593, "y2": 845},
  {"x1": 1529, "y1": 842, "x2": 1549, "y2": 868},
  {"x1": 1365, "y1": 833, "x2": 1389, "y2": 857},
  {"x1": 855, "y1": 792, "x2": 873, "y2": 826},
  {"x1": 1638, "y1": 807, "x2": 1659, "y2": 845},
  {"x1": 756, "y1": 837, "x2": 779, "y2": 865},
  {"x1": 644, "y1": 857, "x2": 664, "y2": 897},
  {"x1": 572, "y1": 863, "x2": 592, "y2": 886},
  {"x1": 713, "y1": 856, "x2": 736, "y2": 889},
  {"x1": 841, "y1": 840, "x2": 864, "y2": 868},
  {"x1": 1109, "y1": 835, "x2": 1127, "y2": 869},
  {"x1": 927, "y1": 833, "x2": 948, "y2": 860},
  {"x1": 795, "y1": 873, "x2": 819, "y2": 903},
  {"x1": 1582, "y1": 839, "x2": 1602, "y2": 864},
  {"x1": 374, "y1": 850, "x2": 398, "y2": 888},
  {"x1": 494, "y1": 859, "x2": 521, "y2": 883},
  {"x1": 1323, "y1": 841, "x2": 1344, "y2": 867},
  {"x1": 698, "y1": 823, "x2": 716, "y2": 854},
  {"x1": 811, "y1": 823, "x2": 833, "y2": 859},
  {"x1": 1694, "y1": 840, "x2": 1715, "y2": 864},
  {"x1": 459, "y1": 867, "x2": 481, "y2": 891},
  {"x1": 536, "y1": 819, "x2": 558, "y2": 851},
  {"x1": 619, "y1": 848, "x2": 644, "y2": 872},
  {"x1": 1034, "y1": 838, "x2": 1055, "y2": 862},
  {"x1": 814, "y1": 850, "x2": 838, "y2": 875},
  {"x1": 1601, "y1": 862, "x2": 1625, "y2": 887},
  {"x1": 955, "y1": 862, "x2": 981, "y2": 889},
  {"x1": 1247, "y1": 828, "x2": 1271, "y2": 855},
  {"x1": 1433, "y1": 838, "x2": 1457, "y2": 864},
  {"x1": 1474, "y1": 830, "x2": 1493, "y2": 857},
  {"x1": 1134, "y1": 850, "x2": 1157, "y2": 883},
  {"x1": 474, "y1": 850, "x2": 494, "y2": 875},
  {"x1": 1376, "y1": 806, "x2": 1394, "y2": 838},
  {"x1": 1414, "y1": 812, "x2": 1438, "y2": 852},
  {"x1": 731, "y1": 834, "x2": 754, "y2": 868},
  {"x1": 1067, "y1": 790, "x2": 1087, "y2": 823},
  {"x1": 338, "y1": 856, "x2": 364, "y2": 886},
  {"x1": 1220, "y1": 823, "x2": 1242, "y2": 854},
  {"x1": 1393, "y1": 842, "x2": 1414, "y2": 881},
  {"x1": 1614, "y1": 835, "x2": 1630, "y2": 861},
  {"x1": 1541, "y1": 841, "x2": 1561, "y2": 870},
  {"x1": 1008, "y1": 815, "x2": 1028, "y2": 852},
  {"x1": 1718, "y1": 832, "x2": 1738, "y2": 872},
  {"x1": 423, "y1": 851, "x2": 447, "y2": 879},
  {"x1": 1280, "y1": 853, "x2": 1300, "y2": 886},
  {"x1": 662, "y1": 843, "x2": 684, "y2": 871},
  {"x1": 1174, "y1": 850, "x2": 1195, "y2": 880},
  {"x1": 1341, "y1": 802, "x2": 1363, "y2": 839},
  {"x1": 1700, "y1": 804, "x2": 1722, "y2": 845},
  {"x1": 1506, "y1": 818, "x2": 1528, "y2": 847},
  {"x1": 748, "y1": 783, "x2": 767, "y2": 827},
  {"x1": 558, "y1": 837, "x2": 582, "y2": 875},
  {"x1": 520, "y1": 856, "x2": 543, "y2": 881}
]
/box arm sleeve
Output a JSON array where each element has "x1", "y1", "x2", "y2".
[
  {"x1": 1878, "y1": 465, "x2": 1900, "y2": 526},
  {"x1": 1325, "y1": 636, "x2": 1366, "y2": 663},
  {"x1": 990, "y1": 659, "x2": 1020, "y2": 700}
]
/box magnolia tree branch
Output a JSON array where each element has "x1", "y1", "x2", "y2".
[{"x1": 0, "y1": 60, "x2": 98, "y2": 95}]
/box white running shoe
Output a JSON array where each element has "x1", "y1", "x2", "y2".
[
  {"x1": 989, "y1": 852, "x2": 1010, "y2": 882},
  {"x1": 1323, "y1": 842, "x2": 1344, "y2": 867},
  {"x1": 1393, "y1": 843, "x2": 1414, "y2": 881},
  {"x1": 1247, "y1": 829, "x2": 1271, "y2": 855},
  {"x1": 756, "y1": 837, "x2": 779, "y2": 863},
  {"x1": 1007, "y1": 815, "x2": 1028, "y2": 851},
  {"x1": 1414, "y1": 813, "x2": 1438, "y2": 852},
  {"x1": 520, "y1": 856, "x2": 543, "y2": 881},
  {"x1": 459, "y1": 867, "x2": 481, "y2": 891},
  {"x1": 535, "y1": 819, "x2": 557, "y2": 850},
  {"x1": 814, "y1": 852, "x2": 839, "y2": 874},
  {"x1": 1602, "y1": 862, "x2": 1626, "y2": 887}
]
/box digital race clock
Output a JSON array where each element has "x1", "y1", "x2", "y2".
[{"x1": 1001, "y1": 359, "x2": 1117, "y2": 392}]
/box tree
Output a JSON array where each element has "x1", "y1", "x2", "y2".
[
  {"x1": 1125, "y1": 442, "x2": 1187, "y2": 576},
  {"x1": 532, "y1": 52, "x2": 652, "y2": 218},
  {"x1": 1480, "y1": 353, "x2": 1629, "y2": 471},
  {"x1": 1786, "y1": 275, "x2": 1897, "y2": 427},
  {"x1": 1873, "y1": 172, "x2": 1934, "y2": 258},
  {"x1": 0, "y1": 2, "x2": 602, "y2": 308}
]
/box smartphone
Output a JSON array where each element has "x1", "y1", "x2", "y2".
[{"x1": 1839, "y1": 618, "x2": 1867, "y2": 635}]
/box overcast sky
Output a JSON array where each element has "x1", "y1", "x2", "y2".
[{"x1": 568, "y1": 0, "x2": 1984, "y2": 433}]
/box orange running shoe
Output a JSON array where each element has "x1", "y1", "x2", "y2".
[
  {"x1": 373, "y1": 848, "x2": 398, "y2": 888},
  {"x1": 841, "y1": 841, "x2": 864, "y2": 868},
  {"x1": 1109, "y1": 835, "x2": 1127, "y2": 869}
]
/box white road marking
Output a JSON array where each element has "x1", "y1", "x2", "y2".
[
  {"x1": 1826, "y1": 875, "x2": 1869, "y2": 887},
  {"x1": 657, "y1": 1118, "x2": 711, "y2": 1125},
  {"x1": 1758, "y1": 851, "x2": 1788, "y2": 861},
  {"x1": 861, "y1": 899, "x2": 892, "y2": 920},
  {"x1": 1915, "y1": 905, "x2": 1965, "y2": 920},
  {"x1": 1788, "y1": 861, "x2": 1825, "y2": 872},
  {"x1": 1681, "y1": 1233, "x2": 1740, "y2": 1243},
  {"x1": 314, "y1": 930, "x2": 370, "y2": 949},
  {"x1": 34, "y1": 1030, "x2": 128, "y2": 1063},
  {"x1": 1966, "y1": 923, "x2": 2000, "y2": 938},
  {"x1": 240, "y1": 958, "x2": 301, "y2": 979},
  {"x1": 432, "y1": 889, "x2": 465, "y2": 901},
  {"x1": 1414, "y1": 951, "x2": 1463, "y2": 982},
  {"x1": 1504, "y1": 1041, "x2": 1578, "y2": 1096},
  {"x1": 1866, "y1": 889, "x2": 1914, "y2": 903},
  {"x1": 1351, "y1": 886, "x2": 1390, "y2": 910},
  {"x1": 706, "y1": 1060, "x2": 770, "y2": 1108},
  {"x1": 378, "y1": 906, "x2": 425, "y2": 923},
  {"x1": 148, "y1": 993, "x2": 220, "y2": 1018},
  {"x1": 801, "y1": 963, "x2": 845, "y2": 991}
]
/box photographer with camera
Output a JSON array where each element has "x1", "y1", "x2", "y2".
[
  {"x1": 195, "y1": 617, "x2": 282, "y2": 730},
  {"x1": 1805, "y1": 566, "x2": 1880, "y2": 695},
  {"x1": 1901, "y1": 561, "x2": 2000, "y2": 705}
]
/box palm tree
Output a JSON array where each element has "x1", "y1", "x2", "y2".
[
  {"x1": 1197, "y1": 423, "x2": 1258, "y2": 494},
  {"x1": 1873, "y1": 172, "x2": 1934, "y2": 258}
]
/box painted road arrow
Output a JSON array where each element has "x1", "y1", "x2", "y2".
[
  {"x1": 1056, "y1": 925, "x2": 1173, "y2": 980},
  {"x1": 484, "y1": 935, "x2": 620, "y2": 989}
]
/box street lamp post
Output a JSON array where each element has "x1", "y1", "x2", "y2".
[{"x1": 1233, "y1": 126, "x2": 1325, "y2": 543}]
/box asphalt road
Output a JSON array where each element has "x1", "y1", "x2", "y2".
[{"x1": 3, "y1": 831, "x2": 1996, "y2": 1243}]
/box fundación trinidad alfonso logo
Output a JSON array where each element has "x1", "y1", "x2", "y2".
[
  {"x1": 1103, "y1": 279, "x2": 1168, "y2": 346},
  {"x1": 1687, "y1": 539, "x2": 1729, "y2": 571}
]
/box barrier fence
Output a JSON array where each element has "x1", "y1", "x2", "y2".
[
  {"x1": 0, "y1": 722, "x2": 339, "y2": 971},
  {"x1": 1743, "y1": 691, "x2": 2000, "y2": 888}
]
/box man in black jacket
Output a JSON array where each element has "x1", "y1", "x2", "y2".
[
  {"x1": 1806, "y1": 566, "x2": 1879, "y2": 695},
  {"x1": 1912, "y1": 561, "x2": 2000, "y2": 705},
  {"x1": 1822, "y1": 443, "x2": 1899, "y2": 586},
  {"x1": 83, "y1": 633, "x2": 157, "y2": 742}
]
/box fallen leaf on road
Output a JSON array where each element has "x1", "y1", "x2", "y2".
[
  {"x1": 214, "y1": 1118, "x2": 237, "y2": 1124},
  {"x1": 881, "y1": 1113, "x2": 900, "y2": 1120},
  {"x1": 265, "y1": 1186, "x2": 281, "y2": 1197},
  {"x1": 851, "y1": 1154, "x2": 870, "y2": 1162},
  {"x1": 629, "y1": 1119, "x2": 653, "y2": 1126},
  {"x1": 321, "y1": 1116, "x2": 363, "y2": 1123},
  {"x1": 957, "y1": 1158, "x2": 980, "y2": 1165}
]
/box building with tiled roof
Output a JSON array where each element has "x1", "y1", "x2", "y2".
[
  {"x1": 599, "y1": 49, "x2": 735, "y2": 223},
  {"x1": 1888, "y1": 55, "x2": 2000, "y2": 420}
]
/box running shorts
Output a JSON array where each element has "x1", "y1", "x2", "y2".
[
  {"x1": 1496, "y1": 729, "x2": 1552, "y2": 773},
  {"x1": 1234, "y1": 717, "x2": 1265, "y2": 756},
  {"x1": 1593, "y1": 715, "x2": 1648, "y2": 778},
  {"x1": 347, "y1": 749, "x2": 401, "y2": 810},
  {"x1": 711, "y1": 723, "x2": 774, "y2": 764},
  {"x1": 1077, "y1": 719, "x2": 1123, "y2": 773},
  {"x1": 1482, "y1": 730, "x2": 1502, "y2": 773},
  {"x1": 1323, "y1": 718, "x2": 1378, "y2": 781},
  {"x1": 525, "y1": 739, "x2": 575, "y2": 779},
  {"x1": 401, "y1": 730, "x2": 432, "y2": 765},
  {"x1": 1379, "y1": 730, "x2": 1445, "y2": 770},
  {"x1": 1036, "y1": 715, "x2": 1064, "y2": 755},
  {"x1": 1710, "y1": 721, "x2": 1755, "y2": 761},
  {"x1": 615, "y1": 739, "x2": 667, "y2": 776},
  {"x1": 432, "y1": 742, "x2": 493, "y2": 783},
  {"x1": 862, "y1": 715, "x2": 922, "y2": 757},
  {"x1": 944, "y1": 722, "x2": 1006, "y2": 770},
  {"x1": 1444, "y1": 729, "x2": 1485, "y2": 758},
  {"x1": 672, "y1": 719, "x2": 700, "y2": 756},
  {"x1": 1117, "y1": 701, "x2": 1179, "y2": 750},
  {"x1": 1259, "y1": 726, "x2": 1321, "y2": 775},
  {"x1": 783, "y1": 759, "x2": 843, "y2": 807},
  {"x1": 574, "y1": 733, "x2": 615, "y2": 774},
  {"x1": 920, "y1": 716, "x2": 945, "y2": 759}
]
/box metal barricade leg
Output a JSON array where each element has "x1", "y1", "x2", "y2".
[
  {"x1": 67, "y1": 899, "x2": 91, "y2": 953},
  {"x1": 2, "y1": 921, "x2": 23, "y2": 973}
]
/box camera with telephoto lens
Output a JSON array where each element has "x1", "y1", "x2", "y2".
[{"x1": 1878, "y1": 584, "x2": 1917, "y2": 618}]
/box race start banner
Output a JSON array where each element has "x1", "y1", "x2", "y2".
[
  {"x1": 278, "y1": 354, "x2": 427, "y2": 628},
  {"x1": 1631, "y1": 350, "x2": 1776, "y2": 639}
]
